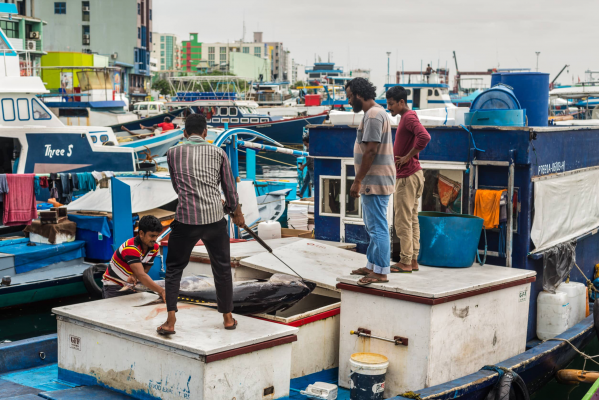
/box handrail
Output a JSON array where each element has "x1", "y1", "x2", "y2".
[{"x1": 213, "y1": 128, "x2": 282, "y2": 147}]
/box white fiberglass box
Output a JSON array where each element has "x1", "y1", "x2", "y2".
[
  {"x1": 53, "y1": 293, "x2": 298, "y2": 400},
  {"x1": 336, "y1": 265, "x2": 536, "y2": 397}
]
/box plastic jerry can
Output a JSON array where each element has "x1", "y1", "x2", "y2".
[
  {"x1": 557, "y1": 282, "x2": 587, "y2": 328},
  {"x1": 537, "y1": 290, "x2": 571, "y2": 340}
]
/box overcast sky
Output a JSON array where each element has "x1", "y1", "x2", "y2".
[{"x1": 153, "y1": 0, "x2": 598, "y2": 90}]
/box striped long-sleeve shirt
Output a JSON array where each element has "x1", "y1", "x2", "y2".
[{"x1": 166, "y1": 135, "x2": 239, "y2": 225}]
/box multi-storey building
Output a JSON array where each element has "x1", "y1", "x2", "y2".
[
  {"x1": 181, "y1": 33, "x2": 201, "y2": 73},
  {"x1": 151, "y1": 32, "x2": 179, "y2": 77},
  {"x1": 0, "y1": 0, "x2": 47, "y2": 76},
  {"x1": 34, "y1": 0, "x2": 152, "y2": 102}
]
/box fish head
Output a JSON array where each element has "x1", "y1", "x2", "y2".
[{"x1": 268, "y1": 273, "x2": 315, "y2": 293}]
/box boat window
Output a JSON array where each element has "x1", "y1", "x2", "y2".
[
  {"x1": 211, "y1": 117, "x2": 220, "y2": 123},
  {"x1": 17, "y1": 98, "x2": 30, "y2": 120},
  {"x1": 149, "y1": 104, "x2": 158, "y2": 111},
  {"x1": 421, "y1": 169, "x2": 463, "y2": 214},
  {"x1": 229, "y1": 107, "x2": 238, "y2": 116},
  {"x1": 231, "y1": 118, "x2": 239, "y2": 123},
  {"x1": 320, "y1": 177, "x2": 341, "y2": 216},
  {"x1": 260, "y1": 118, "x2": 269, "y2": 122},
  {"x1": 100, "y1": 134, "x2": 109, "y2": 143},
  {"x1": 32, "y1": 99, "x2": 52, "y2": 120},
  {"x1": 345, "y1": 165, "x2": 361, "y2": 218},
  {"x1": 91, "y1": 135, "x2": 97, "y2": 143},
  {"x1": 221, "y1": 118, "x2": 229, "y2": 123},
  {"x1": 434, "y1": 89, "x2": 440, "y2": 96},
  {"x1": 58, "y1": 108, "x2": 88, "y2": 117},
  {"x1": 220, "y1": 107, "x2": 228, "y2": 116},
  {"x1": 241, "y1": 118, "x2": 249, "y2": 123},
  {"x1": 250, "y1": 118, "x2": 259, "y2": 123},
  {"x1": 2, "y1": 99, "x2": 15, "y2": 121},
  {"x1": 428, "y1": 89, "x2": 433, "y2": 96}
]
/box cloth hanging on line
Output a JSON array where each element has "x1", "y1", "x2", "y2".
[
  {"x1": 0, "y1": 174, "x2": 8, "y2": 203},
  {"x1": 474, "y1": 189, "x2": 506, "y2": 229},
  {"x1": 3, "y1": 174, "x2": 37, "y2": 226},
  {"x1": 39, "y1": 176, "x2": 49, "y2": 189},
  {"x1": 72, "y1": 173, "x2": 79, "y2": 190},
  {"x1": 49, "y1": 172, "x2": 60, "y2": 200},
  {"x1": 59, "y1": 172, "x2": 73, "y2": 204},
  {"x1": 76, "y1": 172, "x2": 96, "y2": 191},
  {"x1": 437, "y1": 173, "x2": 461, "y2": 207},
  {"x1": 34, "y1": 176, "x2": 41, "y2": 196}
]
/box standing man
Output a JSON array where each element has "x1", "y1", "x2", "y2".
[
  {"x1": 386, "y1": 86, "x2": 431, "y2": 273},
  {"x1": 345, "y1": 78, "x2": 396, "y2": 285},
  {"x1": 157, "y1": 114, "x2": 245, "y2": 335},
  {"x1": 102, "y1": 215, "x2": 166, "y2": 301}
]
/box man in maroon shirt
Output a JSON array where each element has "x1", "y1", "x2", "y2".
[{"x1": 386, "y1": 86, "x2": 431, "y2": 273}]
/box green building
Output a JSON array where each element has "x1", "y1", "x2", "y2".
[{"x1": 181, "y1": 33, "x2": 201, "y2": 73}]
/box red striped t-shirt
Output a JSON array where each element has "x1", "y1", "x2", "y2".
[{"x1": 103, "y1": 236, "x2": 159, "y2": 286}]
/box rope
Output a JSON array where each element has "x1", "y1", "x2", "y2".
[
  {"x1": 545, "y1": 337, "x2": 599, "y2": 372},
  {"x1": 237, "y1": 149, "x2": 298, "y2": 168}
]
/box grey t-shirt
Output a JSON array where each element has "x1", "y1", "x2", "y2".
[{"x1": 353, "y1": 105, "x2": 395, "y2": 195}]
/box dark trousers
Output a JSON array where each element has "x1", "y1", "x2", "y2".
[
  {"x1": 165, "y1": 218, "x2": 233, "y2": 313},
  {"x1": 102, "y1": 284, "x2": 132, "y2": 299}
]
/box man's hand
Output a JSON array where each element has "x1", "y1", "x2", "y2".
[
  {"x1": 127, "y1": 275, "x2": 138, "y2": 285},
  {"x1": 350, "y1": 179, "x2": 361, "y2": 198},
  {"x1": 232, "y1": 211, "x2": 245, "y2": 227},
  {"x1": 158, "y1": 288, "x2": 166, "y2": 303},
  {"x1": 395, "y1": 155, "x2": 410, "y2": 169}
]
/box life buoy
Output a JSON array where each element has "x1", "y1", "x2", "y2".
[{"x1": 82, "y1": 264, "x2": 106, "y2": 299}]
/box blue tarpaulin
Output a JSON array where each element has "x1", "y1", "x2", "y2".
[
  {"x1": 67, "y1": 215, "x2": 113, "y2": 238},
  {"x1": 1, "y1": 241, "x2": 86, "y2": 274}
]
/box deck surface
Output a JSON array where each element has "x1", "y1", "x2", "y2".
[
  {"x1": 52, "y1": 293, "x2": 298, "y2": 356},
  {"x1": 338, "y1": 264, "x2": 537, "y2": 298}
]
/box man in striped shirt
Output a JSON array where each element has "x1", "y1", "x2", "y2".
[
  {"x1": 102, "y1": 215, "x2": 166, "y2": 301},
  {"x1": 158, "y1": 113, "x2": 244, "y2": 335}
]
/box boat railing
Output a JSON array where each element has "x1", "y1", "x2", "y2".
[{"x1": 247, "y1": 93, "x2": 292, "y2": 103}]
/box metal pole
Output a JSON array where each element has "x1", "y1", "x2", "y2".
[
  {"x1": 535, "y1": 52, "x2": 540, "y2": 72},
  {"x1": 506, "y1": 151, "x2": 515, "y2": 268},
  {"x1": 386, "y1": 52, "x2": 391, "y2": 84}
]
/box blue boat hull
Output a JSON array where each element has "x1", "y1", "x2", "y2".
[{"x1": 212, "y1": 113, "x2": 327, "y2": 145}]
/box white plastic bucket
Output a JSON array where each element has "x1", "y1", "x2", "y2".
[
  {"x1": 349, "y1": 353, "x2": 389, "y2": 399},
  {"x1": 257, "y1": 221, "x2": 281, "y2": 240},
  {"x1": 536, "y1": 290, "x2": 571, "y2": 340}
]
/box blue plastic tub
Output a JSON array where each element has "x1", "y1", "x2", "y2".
[
  {"x1": 464, "y1": 109, "x2": 526, "y2": 127},
  {"x1": 417, "y1": 212, "x2": 484, "y2": 268}
]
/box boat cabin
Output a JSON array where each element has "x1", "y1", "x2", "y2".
[
  {"x1": 249, "y1": 81, "x2": 293, "y2": 106},
  {"x1": 377, "y1": 83, "x2": 455, "y2": 110}
]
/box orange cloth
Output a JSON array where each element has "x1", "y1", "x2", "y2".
[{"x1": 474, "y1": 189, "x2": 506, "y2": 229}]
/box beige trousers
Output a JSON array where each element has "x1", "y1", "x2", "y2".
[{"x1": 394, "y1": 170, "x2": 425, "y2": 265}]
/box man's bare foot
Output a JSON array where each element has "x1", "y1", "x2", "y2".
[
  {"x1": 411, "y1": 259, "x2": 419, "y2": 271},
  {"x1": 390, "y1": 262, "x2": 412, "y2": 273},
  {"x1": 158, "y1": 311, "x2": 177, "y2": 332},
  {"x1": 223, "y1": 312, "x2": 236, "y2": 329}
]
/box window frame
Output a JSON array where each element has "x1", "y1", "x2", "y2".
[
  {"x1": 2, "y1": 98, "x2": 15, "y2": 121},
  {"x1": 54, "y1": 2, "x2": 66, "y2": 14},
  {"x1": 17, "y1": 98, "x2": 30, "y2": 121},
  {"x1": 31, "y1": 98, "x2": 52, "y2": 120},
  {"x1": 319, "y1": 175, "x2": 342, "y2": 217}
]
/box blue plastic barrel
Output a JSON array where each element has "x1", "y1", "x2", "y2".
[
  {"x1": 499, "y1": 72, "x2": 549, "y2": 126},
  {"x1": 490, "y1": 73, "x2": 503, "y2": 87},
  {"x1": 418, "y1": 212, "x2": 484, "y2": 268}
]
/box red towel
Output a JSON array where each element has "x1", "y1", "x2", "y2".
[{"x1": 4, "y1": 174, "x2": 37, "y2": 226}]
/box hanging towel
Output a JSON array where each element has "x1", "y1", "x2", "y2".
[
  {"x1": 39, "y1": 176, "x2": 49, "y2": 188},
  {"x1": 34, "y1": 176, "x2": 41, "y2": 196},
  {"x1": 474, "y1": 189, "x2": 506, "y2": 229},
  {"x1": 91, "y1": 171, "x2": 103, "y2": 181},
  {"x1": 3, "y1": 174, "x2": 37, "y2": 226},
  {"x1": 0, "y1": 174, "x2": 8, "y2": 203},
  {"x1": 72, "y1": 173, "x2": 79, "y2": 190},
  {"x1": 81, "y1": 172, "x2": 96, "y2": 191},
  {"x1": 59, "y1": 173, "x2": 72, "y2": 203}
]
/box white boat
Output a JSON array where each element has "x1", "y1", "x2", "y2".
[{"x1": 0, "y1": 29, "x2": 183, "y2": 174}]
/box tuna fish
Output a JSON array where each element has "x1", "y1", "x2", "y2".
[{"x1": 129, "y1": 274, "x2": 316, "y2": 315}]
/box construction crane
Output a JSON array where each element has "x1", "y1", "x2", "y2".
[
  {"x1": 452, "y1": 51, "x2": 494, "y2": 94},
  {"x1": 550, "y1": 64, "x2": 569, "y2": 89}
]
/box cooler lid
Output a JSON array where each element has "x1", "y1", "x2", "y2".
[
  {"x1": 53, "y1": 293, "x2": 298, "y2": 356},
  {"x1": 470, "y1": 85, "x2": 521, "y2": 111},
  {"x1": 195, "y1": 237, "x2": 356, "y2": 262},
  {"x1": 337, "y1": 264, "x2": 536, "y2": 299},
  {"x1": 240, "y1": 239, "x2": 364, "y2": 291}
]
